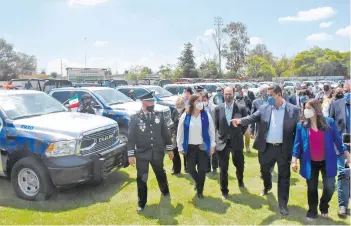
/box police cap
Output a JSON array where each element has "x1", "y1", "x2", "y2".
[
  {"x1": 139, "y1": 91, "x2": 155, "y2": 101},
  {"x1": 194, "y1": 85, "x2": 204, "y2": 92}
]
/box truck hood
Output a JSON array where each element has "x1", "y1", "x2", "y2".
[
  {"x1": 12, "y1": 112, "x2": 117, "y2": 140},
  {"x1": 110, "y1": 101, "x2": 170, "y2": 114}
]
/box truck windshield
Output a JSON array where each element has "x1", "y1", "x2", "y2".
[
  {"x1": 93, "y1": 89, "x2": 133, "y2": 105},
  {"x1": 0, "y1": 93, "x2": 66, "y2": 120},
  {"x1": 147, "y1": 86, "x2": 173, "y2": 98}
]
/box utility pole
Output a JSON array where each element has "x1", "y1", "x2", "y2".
[
  {"x1": 84, "y1": 37, "x2": 87, "y2": 68},
  {"x1": 115, "y1": 60, "x2": 118, "y2": 75},
  {"x1": 214, "y1": 16, "x2": 224, "y2": 78},
  {"x1": 60, "y1": 58, "x2": 63, "y2": 76}
]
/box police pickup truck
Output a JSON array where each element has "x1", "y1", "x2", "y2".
[
  {"x1": 48, "y1": 87, "x2": 174, "y2": 141},
  {"x1": 0, "y1": 90, "x2": 127, "y2": 201}
]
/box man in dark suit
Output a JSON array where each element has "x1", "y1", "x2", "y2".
[
  {"x1": 243, "y1": 84, "x2": 256, "y2": 102},
  {"x1": 127, "y1": 92, "x2": 174, "y2": 213},
  {"x1": 232, "y1": 85, "x2": 300, "y2": 216},
  {"x1": 213, "y1": 87, "x2": 224, "y2": 105},
  {"x1": 214, "y1": 86, "x2": 248, "y2": 199},
  {"x1": 250, "y1": 85, "x2": 269, "y2": 137}
]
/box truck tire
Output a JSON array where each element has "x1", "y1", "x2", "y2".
[{"x1": 11, "y1": 156, "x2": 55, "y2": 201}]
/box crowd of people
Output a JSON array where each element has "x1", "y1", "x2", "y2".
[{"x1": 126, "y1": 80, "x2": 350, "y2": 221}]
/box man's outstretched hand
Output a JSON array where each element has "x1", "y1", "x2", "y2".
[{"x1": 231, "y1": 119, "x2": 241, "y2": 127}]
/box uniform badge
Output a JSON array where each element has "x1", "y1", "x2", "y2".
[{"x1": 155, "y1": 117, "x2": 160, "y2": 124}]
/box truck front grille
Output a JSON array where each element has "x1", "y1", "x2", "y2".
[{"x1": 79, "y1": 126, "x2": 119, "y2": 155}]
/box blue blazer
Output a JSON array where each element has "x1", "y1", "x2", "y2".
[{"x1": 292, "y1": 117, "x2": 343, "y2": 180}]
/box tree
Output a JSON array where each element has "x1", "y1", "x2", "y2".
[
  {"x1": 178, "y1": 42, "x2": 196, "y2": 68},
  {"x1": 178, "y1": 42, "x2": 198, "y2": 78},
  {"x1": 40, "y1": 69, "x2": 46, "y2": 75},
  {"x1": 0, "y1": 38, "x2": 37, "y2": 80},
  {"x1": 274, "y1": 56, "x2": 294, "y2": 77},
  {"x1": 50, "y1": 72, "x2": 58, "y2": 78},
  {"x1": 159, "y1": 64, "x2": 173, "y2": 79},
  {"x1": 247, "y1": 55, "x2": 276, "y2": 80},
  {"x1": 222, "y1": 22, "x2": 250, "y2": 75},
  {"x1": 199, "y1": 60, "x2": 218, "y2": 78},
  {"x1": 125, "y1": 65, "x2": 148, "y2": 83},
  {"x1": 249, "y1": 44, "x2": 274, "y2": 65},
  {"x1": 213, "y1": 16, "x2": 224, "y2": 76}
]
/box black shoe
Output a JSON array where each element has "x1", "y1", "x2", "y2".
[
  {"x1": 163, "y1": 192, "x2": 170, "y2": 197},
  {"x1": 137, "y1": 206, "x2": 144, "y2": 213},
  {"x1": 197, "y1": 193, "x2": 204, "y2": 199},
  {"x1": 260, "y1": 187, "x2": 271, "y2": 196},
  {"x1": 221, "y1": 194, "x2": 228, "y2": 200},
  {"x1": 239, "y1": 182, "x2": 245, "y2": 188},
  {"x1": 280, "y1": 206, "x2": 289, "y2": 216}
]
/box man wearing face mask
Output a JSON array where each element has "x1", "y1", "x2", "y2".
[
  {"x1": 213, "y1": 87, "x2": 224, "y2": 105},
  {"x1": 250, "y1": 85, "x2": 269, "y2": 137},
  {"x1": 329, "y1": 80, "x2": 351, "y2": 217},
  {"x1": 183, "y1": 87, "x2": 193, "y2": 108},
  {"x1": 127, "y1": 91, "x2": 174, "y2": 213},
  {"x1": 214, "y1": 86, "x2": 248, "y2": 199},
  {"x1": 231, "y1": 85, "x2": 300, "y2": 216},
  {"x1": 235, "y1": 85, "x2": 252, "y2": 153}
]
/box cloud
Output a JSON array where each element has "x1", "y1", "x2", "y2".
[
  {"x1": 250, "y1": 37, "x2": 263, "y2": 45},
  {"x1": 67, "y1": 0, "x2": 111, "y2": 7},
  {"x1": 336, "y1": 25, "x2": 351, "y2": 37},
  {"x1": 319, "y1": 21, "x2": 333, "y2": 28},
  {"x1": 204, "y1": 29, "x2": 215, "y2": 37},
  {"x1": 93, "y1": 40, "x2": 108, "y2": 47},
  {"x1": 278, "y1": 7, "x2": 336, "y2": 22},
  {"x1": 306, "y1": 32, "x2": 333, "y2": 41}
]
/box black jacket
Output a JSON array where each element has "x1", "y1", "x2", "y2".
[
  {"x1": 127, "y1": 110, "x2": 173, "y2": 160},
  {"x1": 214, "y1": 101, "x2": 248, "y2": 151}
]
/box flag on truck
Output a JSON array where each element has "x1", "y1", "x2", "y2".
[{"x1": 68, "y1": 94, "x2": 80, "y2": 109}]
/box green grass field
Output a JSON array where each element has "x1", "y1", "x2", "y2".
[{"x1": 0, "y1": 150, "x2": 349, "y2": 225}]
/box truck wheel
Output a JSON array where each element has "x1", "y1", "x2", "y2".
[{"x1": 11, "y1": 156, "x2": 55, "y2": 201}]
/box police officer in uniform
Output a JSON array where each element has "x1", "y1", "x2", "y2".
[
  {"x1": 127, "y1": 91, "x2": 174, "y2": 213},
  {"x1": 78, "y1": 94, "x2": 96, "y2": 114}
]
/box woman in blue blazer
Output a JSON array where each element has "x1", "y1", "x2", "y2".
[{"x1": 291, "y1": 98, "x2": 343, "y2": 220}]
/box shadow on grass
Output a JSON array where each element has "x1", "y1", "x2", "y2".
[
  {"x1": 190, "y1": 195, "x2": 231, "y2": 214},
  {"x1": 261, "y1": 194, "x2": 347, "y2": 225},
  {"x1": 140, "y1": 195, "x2": 184, "y2": 225},
  {"x1": 0, "y1": 171, "x2": 133, "y2": 212},
  {"x1": 227, "y1": 187, "x2": 270, "y2": 209}
]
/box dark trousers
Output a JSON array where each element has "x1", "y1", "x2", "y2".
[
  {"x1": 136, "y1": 157, "x2": 169, "y2": 208},
  {"x1": 307, "y1": 161, "x2": 335, "y2": 217},
  {"x1": 208, "y1": 151, "x2": 219, "y2": 171},
  {"x1": 259, "y1": 144, "x2": 291, "y2": 208},
  {"x1": 218, "y1": 140, "x2": 244, "y2": 195},
  {"x1": 172, "y1": 147, "x2": 187, "y2": 174},
  {"x1": 186, "y1": 145, "x2": 209, "y2": 194}
]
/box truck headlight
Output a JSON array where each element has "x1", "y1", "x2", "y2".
[{"x1": 45, "y1": 140, "x2": 77, "y2": 157}]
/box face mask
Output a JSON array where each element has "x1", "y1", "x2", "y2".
[
  {"x1": 304, "y1": 108, "x2": 315, "y2": 119},
  {"x1": 267, "y1": 96, "x2": 276, "y2": 106},
  {"x1": 195, "y1": 102, "x2": 203, "y2": 110},
  {"x1": 345, "y1": 92, "x2": 350, "y2": 103},
  {"x1": 146, "y1": 105, "x2": 155, "y2": 112},
  {"x1": 263, "y1": 93, "x2": 268, "y2": 100},
  {"x1": 300, "y1": 96, "x2": 307, "y2": 103},
  {"x1": 203, "y1": 101, "x2": 208, "y2": 107},
  {"x1": 176, "y1": 108, "x2": 184, "y2": 114},
  {"x1": 235, "y1": 92, "x2": 239, "y2": 97},
  {"x1": 336, "y1": 93, "x2": 344, "y2": 99},
  {"x1": 217, "y1": 92, "x2": 222, "y2": 96}
]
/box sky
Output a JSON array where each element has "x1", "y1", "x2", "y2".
[{"x1": 0, "y1": 0, "x2": 350, "y2": 75}]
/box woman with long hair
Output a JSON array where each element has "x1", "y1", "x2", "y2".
[
  {"x1": 171, "y1": 96, "x2": 187, "y2": 174},
  {"x1": 176, "y1": 94, "x2": 216, "y2": 199},
  {"x1": 292, "y1": 98, "x2": 343, "y2": 220}
]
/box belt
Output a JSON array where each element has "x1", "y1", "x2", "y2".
[{"x1": 267, "y1": 143, "x2": 282, "y2": 147}]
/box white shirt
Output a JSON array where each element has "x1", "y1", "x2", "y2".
[
  {"x1": 266, "y1": 100, "x2": 286, "y2": 144},
  {"x1": 176, "y1": 111, "x2": 216, "y2": 151}
]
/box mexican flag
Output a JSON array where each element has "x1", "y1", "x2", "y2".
[{"x1": 68, "y1": 94, "x2": 80, "y2": 108}]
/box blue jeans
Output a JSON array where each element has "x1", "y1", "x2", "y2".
[{"x1": 337, "y1": 153, "x2": 350, "y2": 208}]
